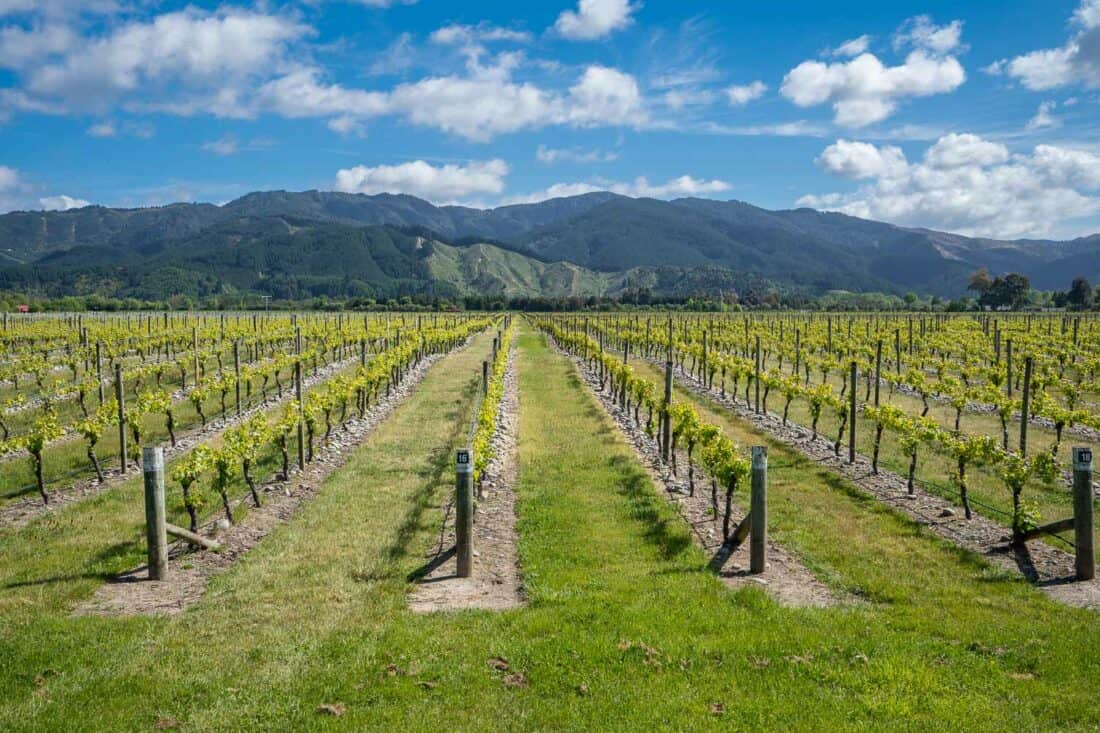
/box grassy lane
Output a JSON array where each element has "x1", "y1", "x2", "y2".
[{"x1": 0, "y1": 325, "x2": 1098, "y2": 730}]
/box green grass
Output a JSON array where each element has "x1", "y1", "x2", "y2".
[{"x1": 0, "y1": 324, "x2": 1097, "y2": 731}]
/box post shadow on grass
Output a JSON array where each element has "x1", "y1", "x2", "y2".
[
  {"x1": 355, "y1": 376, "x2": 480, "y2": 584},
  {"x1": 607, "y1": 454, "x2": 693, "y2": 561}
]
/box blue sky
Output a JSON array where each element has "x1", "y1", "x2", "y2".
[{"x1": 1, "y1": 0, "x2": 1099, "y2": 239}]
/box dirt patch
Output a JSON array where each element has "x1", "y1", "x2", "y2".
[
  {"x1": 558, "y1": 344, "x2": 837, "y2": 608},
  {"x1": 74, "y1": 349, "x2": 453, "y2": 618},
  {"x1": 408, "y1": 342, "x2": 524, "y2": 613},
  {"x1": 654, "y1": 358, "x2": 1100, "y2": 612},
  {"x1": 1, "y1": 355, "x2": 364, "y2": 531}
]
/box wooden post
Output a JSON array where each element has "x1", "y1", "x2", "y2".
[
  {"x1": 95, "y1": 341, "x2": 104, "y2": 404},
  {"x1": 1073, "y1": 447, "x2": 1095, "y2": 581},
  {"x1": 662, "y1": 349, "x2": 673, "y2": 463},
  {"x1": 482, "y1": 360, "x2": 489, "y2": 396},
  {"x1": 192, "y1": 327, "x2": 200, "y2": 385},
  {"x1": 874, "y1": 340, "x2": 882, "y2": 407},
  {"x1": 849, "y1": 361, "x2": 857, "y2": 463},
  {"x1": 143, "y1": 446, "x2": 168, "y2": 581},
  {"x1": 754, "y1": 334, "x2": 761, "y2": 414},
  {"x1": 1006, "y1": 340, "x2": 1013, "y2": 397},
  {"x1": 295, "y1": 360, "x2": 305, "y2": 470},
  {"x1": 750, "y1": 446, "x2": 767, "y2": 574},
  {"x1": 233, "y1": 341, "x2": 242, "y2": 416},
  {"x1": 1020, "y1": 356, "x2": 1033, "y2": 458},
  {"x1": 894, "y1": 329, "x2": 901, "y2": 375},
  {"x1": 115, "y1": 363, "x2": 127, "y2": 474},
  {"x1": 456, "y1": 448, "x2": 474, "y2": 578}
]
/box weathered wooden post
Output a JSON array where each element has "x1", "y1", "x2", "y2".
[
  {"x1": 1073, "y1": 447, "x2": 1095, "y2": 581},
  {"x1": 95, "y1": 341, "x2": 105, "y2": 404},
  {"x1": 192, "y1": 327, "x2": 200, "y2": 386},
  {"x1": 456, "y1": 448, "x2": 474, "y2": 578},
  {"x1": 874, "y1": 339, "x2": 882, "y2": 407},
  {"x1": 295, "y1": 360, "x2": 305, "y2": 470},
  {"x1": 1006, "y1": 339, "x2": 1013, "y2": 397},
  {"x1": 894, "y1": 329, "x2": 901, "y2": 375},
  {"x1": 849, "y1": 361, "x2": 857, "y2": 463},
  {"x1": 754, "y1": 334, "x2": 761, "y2": 414},
  {"x1": 233, "y1": 341, "x2": 242, "y2": 416},
  {"x1": 662, "y1": 320, "x2": 673, "y2": 463},
  {"x1": 1020, "y1": 356, "x2": 1033, "y2": 458},
  {"x1": 482, "y1": 360, "x2": 489, "y2": 396},
  {"x1": 115, "y1": 363, "x2": 127, "y2": 474},
  {"x1": 750, "y1": 446, "x2": 767, "y2": 574},
  {"x1": 143, "y1": 446, "x2": 168, "y2": 580}
]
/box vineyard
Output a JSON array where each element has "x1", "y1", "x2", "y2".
[{"x1": 0, "y1": 311, "x2": 1098, "y2": 730}]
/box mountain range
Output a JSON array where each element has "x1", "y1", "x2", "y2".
[{"x1": 1, "y1": 190, "x2": 1096, "y2": 302}]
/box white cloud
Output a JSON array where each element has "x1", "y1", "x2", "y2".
[
  {"x1": 1, "y1": 8, "x2": 308, "y2": 114},
  {"x1": 508, "y1": 174, "x2": 731, "y2": 204},
  {"x1": 39, "y1": 194, "x2": 90, "y2": 210},
  {"x1": 87, "y1": 121, "x2": 115, "y2": 137},
  {"x1": 554, "y1": 0, "x2": 639, "y2": 40},
  {"x1": 536, "y1": 145, "x2": 618, "y2": 164},
  {"x1": 430, "y1": 24, "x2": 530, "y2": 46},
  {"x1": 831, "y1": 35, "x2": 871, "y2": 57},
  {"x1": 781, "y1": 51, "x2": 965, "y2": 127},
  {"x1": 1026, "y1": 100, "x2": 1060, "y2": 130},
  {"x1": 797, "y1": 133, "x2": 1100, "y2": 238},
  {"x1": 333, "y1": 159, "x2": 509, "y2": 202},
  {"x1": 202, "y1": 136, "x2": 239, "y2": 156},
  {"x1": 924, "y1": 133, "x2": 1008, "y2": 168},
  {"x1": 327, "y1": 115, "x2": 365, "y2": 137},
  {"x1": 781, "y1": 16, "x2": 965, "y2": 127},
  {"x1": 0, "y1": 165, "x2": 19, "y2": 190},
  {"x1": 725, "y1": 81, "x2": 767, "y2": 105},
  {"x1": 999, "y1": 0, "x2": 1100, "y2": 90},
  {"x1": 564, "y1": 65, "x2": 645, "y2": 126},
  {"x1": 894, "y1": 16, "x2": 964, "y2": 56},
  {"x1": 816, "y1": 139, "x2": 909, "y2": 179}
]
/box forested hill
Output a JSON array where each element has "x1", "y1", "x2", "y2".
[{"x1": 0, "y1": 190, "x2": 1096, "y2": 301}]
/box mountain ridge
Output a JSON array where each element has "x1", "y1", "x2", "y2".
[{"x1": 0, "y1": 190, "x2": 1096, "y2": 300}]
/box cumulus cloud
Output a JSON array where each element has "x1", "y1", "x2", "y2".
[
  {"x1": 893, "y1": 16, "x2": 964, "y2": 55},
  {"x1": 1026, "y1": 100, "x2": 1060, "y2": 130},
  {"x1": 39, "y1": 194, "x2": 90, "y2": 210},
  {"x1": 781, "y1": 16, "x2": 965, "y2": 127},
  {"x1": 554, "y1": 0, "x2": 638, "y2": 40},
  {"x1": 797, "y1": 133, "x2": 1100, "y2": 238},
  {"x1": 333, "y1": 159, "x2": 509, "y2": 202},
  {"x1": 998, "y1": 0, "x2": 1100, "y2": 90},
  {"x1": 831, "y1": 35, "x2": 871, "y2": 57},
  {"x1": 816, "y1": 139, "x2": 909, "y2": 179},
  {"x1": 0, "y1": 7, "x2": 308, "y2": 114},
  {"x1": 725, "y1": 81, "x2": 767, "y2": 105}
]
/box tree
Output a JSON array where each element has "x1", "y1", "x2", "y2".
[
  {"x1": 968, "y1": 268, "x2": 993, "y2": 295},
  {"x1": 979, "y1": 273, "x2": 1031, "y2": 310},
  {"x1": 1067, "y1": 276, "x2": 1093, "y2": 310}
]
